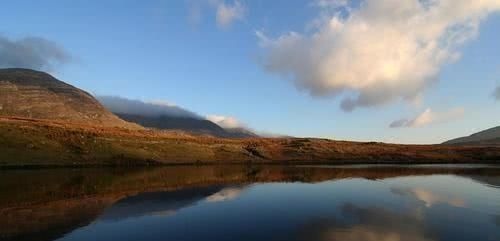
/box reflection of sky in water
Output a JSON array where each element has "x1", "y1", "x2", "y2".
[{"x1": 56, "y1": 175, "x2": 500, "y2": 241}]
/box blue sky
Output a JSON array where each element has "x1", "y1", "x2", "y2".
[{"x1": 1, "y1": 0, "x2": 499, "y2": 143}]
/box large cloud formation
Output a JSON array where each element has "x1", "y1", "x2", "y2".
[
  {"x1": 0, "y1": 35, "x2": 71, "y2": 71},
  {"x1": 389, "y1": 107, "x2": 464, "y2": 128},
  {"x1": 258, "y1": 0, "x2": 500, "y2": 111}
]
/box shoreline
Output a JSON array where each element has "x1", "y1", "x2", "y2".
[{"x1": 1, "y1": 160, "x2": 499, "y2": 170}]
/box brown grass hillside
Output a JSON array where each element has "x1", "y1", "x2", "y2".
[
  {"x1": 0, "y1": 68, "x2": 140, "y2": 129},
  {"x1": 1, "y1": 116, "x2": 499, "y2": 167}
]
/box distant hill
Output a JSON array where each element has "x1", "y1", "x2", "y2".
[
  {"x1": 97, "y1": 96, "x2": 257, "y2": 138},
  {"x1": 0, "y1": 68, "x2": 139, "y2": 129},
  {"x1": 115, "y1": 113, "x2": 225, "y2": 136},
  {"x1": 443, "y1": 126, "x2": 500, "y2": 145},
  {"x1": 114, "y1": 113, "x2": 257, "y2": 138},
  {"x1": 224, "y1": 127, "x2": 258, "y2": 138}
]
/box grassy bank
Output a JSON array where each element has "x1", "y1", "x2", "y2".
[{"x1": 1, "y1": 116, "x2": 499, "y2": 167}]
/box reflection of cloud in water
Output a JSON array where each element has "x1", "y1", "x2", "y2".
[
  {"x1": 297, "y1": 203, "x2": 436, "y2": 241},
  {"x1": 320, "y1": 225, "x2": 433, "y2": 241},
  {"x1": 205, "y1": 187, "x2": 246, "y2": 202},
  {"x1": 391, "y1": 187, "x2": 466, "y2": 208}
]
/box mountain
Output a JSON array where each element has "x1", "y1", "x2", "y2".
[
  {"x1": 115, "y1": 113, "x2": 226, "y2": 136},
  {"x1": 0, "y1": 68, "x2": 139, "y2": 129},
  {"x1": 114, "y1": 113, "x2": 257, "y2": 138},
  {"x1": 224, "y1": 127, "x2": 258, "y2": 138},
  {"x1": 443, "y1": 126, "x2": 500, "y2": 145},
  {"x1": 95, "y1": 95, "x2": 257, "y2": 138}
]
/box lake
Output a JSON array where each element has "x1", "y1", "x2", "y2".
[{"x1": 1, "y1": 165, "x2": 499, "y2": 241}]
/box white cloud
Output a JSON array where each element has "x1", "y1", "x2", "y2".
[
  {"x1": 216, "y1": 0, "x2": 246, "y2": 28},
  {"x1": 206, "y1": 114, "x2": 244, "y2": 128},
  {"x1": 257, "y1": 0, "x2": 500, "y2": 111},
  {"x1": 187, "y1": 0, "x2": 246, "y2": 29},
  {"x1": 390, "y1": 107, "x2": 464, "y2": 128}
]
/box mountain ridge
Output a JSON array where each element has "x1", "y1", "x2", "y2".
[
  {"x1": 96, "y1": 96, "x2": 258, "y2": 138},
  {"x1": 114, "y1": 113, "x2": 250, "y2": 138},
  {"x1": 0, "y1": 68, "x2": 140, "y2": 129}
]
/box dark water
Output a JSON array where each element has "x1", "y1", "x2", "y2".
[{"x1": 1, "y1": 165, "x2": 499, "y2": 241}]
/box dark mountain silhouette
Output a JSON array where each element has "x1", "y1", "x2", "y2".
[
  {"x1": 114, "y1": 113, "x2": 256, "y2": 138},
  {"x1": 95, "y1": 95, "x2": 257, "y2": 138},
  {"x1": 0, "y1": 68, "x2": 139, "y2": 129},
  {"x1": 443, "y1": 126, "x2": 500, "y2": 145}
]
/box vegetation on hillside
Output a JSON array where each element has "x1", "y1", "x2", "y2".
[{"x1": 1, "y1": 116, "x2": 499, "y2": 167}]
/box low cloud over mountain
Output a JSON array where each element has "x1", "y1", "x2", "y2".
[
  {"x1": 206, "y1": 114, "x2": 245, "y2": 129},
  {"x1": 97, "y1": 96, "x2": 200, "y2": 119},
  {"x1": 97, "y1": 96, "x2": 256, "y2": 138}
]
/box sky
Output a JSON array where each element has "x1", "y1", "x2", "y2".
[{"x1": 1, "y1": 0, "x2": 499, "y2": 144}]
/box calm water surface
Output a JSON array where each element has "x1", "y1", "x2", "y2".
[{"x1": 1, "y1": 165, "x2": 499, "y2": 241}]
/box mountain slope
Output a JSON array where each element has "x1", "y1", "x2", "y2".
[
  {"x1": 224, "y1": 127, "x2": 258, "y2": 138},
  {"x1": 95, "y1": 96, "x2": 257, "y2": 138},
  {"x1": 0, "y1": 68, "x2": 139, "y2": 129},
  {"x1": 115, "y1": 113, "x2": 229, "y2": 136},
  {"x1": 443, "y1": 126, "x2": 500, "y2": 145},
  {"x1": 115, "y1": 113, "x2": 257, "y2": 138}
]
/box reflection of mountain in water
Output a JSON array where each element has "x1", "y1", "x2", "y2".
[
  {"x1": 466, "y1": 175, "x2": 500, "y2": 188},
  {"x1": 1, "y1": 165, "x2": 499, "y2": 241},
  {"x1": 98, "y1": 186, "x2": 225, "y2": 221}
]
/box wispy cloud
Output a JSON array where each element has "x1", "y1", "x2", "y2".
[
  {"x1": 216, "y1": 0, "x2": 246, "y2": 28},
  {"x1": 390, "y1": 107, "x2": 464, "y2": 128},
  {"x1": 257, "y1": 0, "x2": 500, "y2": 111},
  {"x1": 0, "y1": 35, "x2": 71, "y2": 71},
  {"x1": 187, "y1": 0, "x2": 246, "y2": 29}
]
